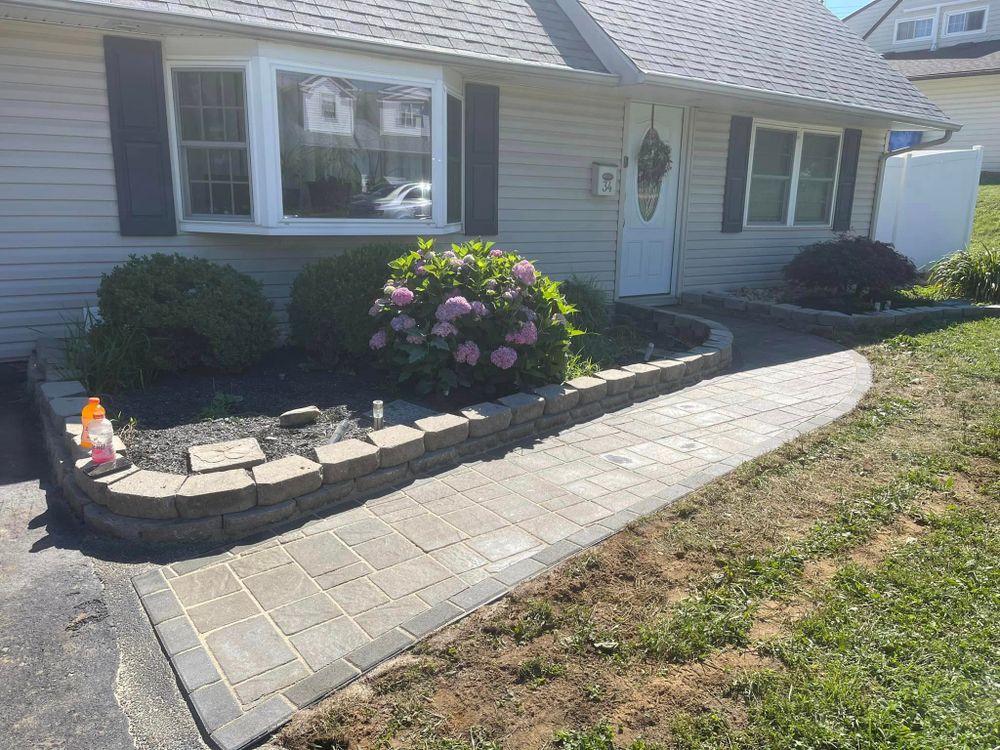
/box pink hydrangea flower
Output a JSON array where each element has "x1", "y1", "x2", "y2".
[
  {"x1": 470, "y1": 301, "x2": 489, "y2": 317},
  {"x1": 489, "y1": 248, "x2": 504, "y2": 258},
  {"x1": 505, "y1": 321, "x2": 538, "y2": 346},
  {"x1": 391, "y1": 287, "x2": 414, "y2": 306},
  {"x1": 490, "y1": 346, "x2": 518, "y2": 370},
  {"x1": 406, "y1": 334, "x2": 425, "y2": 345},
  {"x1": 390, "y1": 315, "x2": 416, "y2": 332},
  {"x1": 435, "y1": 296, "x2": 473, "y2": 322},
  {"x1": 431, "y1": 321, "x2": 458, "y2": 337},
  {"x1": 512, "y1": 260, "x2": 537, "y2": 286},
  {"x1": 369, "y1": 330, "x2": 387, "y2": 350},
  {"x1": 454, "y1": 340, "x2": 481, "y2": 366},
  {"x1": 442, "y1": 250, "x2": 457, "y2": 260},
  {"x1": 414, "y1": 262, "x2": 427, "y2": 276}
]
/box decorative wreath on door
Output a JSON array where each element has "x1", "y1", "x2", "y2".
[{"x1": 637, "y1": 109, "x2": 673, "y2": 222}]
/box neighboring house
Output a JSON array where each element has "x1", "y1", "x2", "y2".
[
  {"x1": 844, "y1": 0, "x2": 1000, "y2": 169},
  {"x1": 0, "y1": 0, "x2": 954, "y2": 361}
]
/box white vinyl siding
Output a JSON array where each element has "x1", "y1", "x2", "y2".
[
  {"x1": 494, "y1": 86, "x2": 624, "y2": 295},
  {"x1": 0, "y1": 21, "x2": 624, "y2": 361},
  {"x1": 680, "y1": 109, "x2": 884, "y2": 291},
  {"x1": 847, "y1": 0, "x2": 1000, "y2": 53},
  {"x1": 914, "y1": 74, "x2": 1000, "y2": 171}
]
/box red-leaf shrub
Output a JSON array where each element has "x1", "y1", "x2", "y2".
[{"x1": 784, "y1": 236, "x2": 918, "y2": 301}]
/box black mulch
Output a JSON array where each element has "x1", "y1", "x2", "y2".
[{"x1": 103, "y1": 348, "x2": 386, "y2": 475}]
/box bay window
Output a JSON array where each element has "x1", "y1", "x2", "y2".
[
  {"x1": 745, "y1": 124, "x2": 841, "y2": 228},
  {"x1": 165, "y1": 47, "x2": 462, "y2": 235}
]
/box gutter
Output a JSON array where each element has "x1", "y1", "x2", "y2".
[{"x1": 642, "y1": 70, "x2": 959, "y2": 131}]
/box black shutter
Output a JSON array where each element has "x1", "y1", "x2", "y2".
[
  {"x1": 104, "y1": 36, "x2": 176, "y2": 236},
  {"x1": 721, "y1": 115, "x2": 753, "y2": 233},
  {"x1": 464, "y1": 83, "x2": 499, "y2": 236},
  {"x1": 833, "y1": 128, "x2": 862, "y2": 232}
]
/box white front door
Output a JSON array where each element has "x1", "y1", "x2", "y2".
[{"x1": 619, "y1": 102, "x2": 683, "y2": 297}]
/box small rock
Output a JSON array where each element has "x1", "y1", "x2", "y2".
[{"x1": 279, "y1": 405, "x2": 321, "y2": 428}]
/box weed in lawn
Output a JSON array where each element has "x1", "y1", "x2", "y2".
[
  {"x1": 372, "y1": 659, "x2": 440, "y2": 696},
  {"x1": 725, "y1": 511, "x2": 1000, "y2": 750},
  {"x1": 506, "y1": 599, "x2": 557, "y2": 644},
  {"x1": 554, "y1": 722, "x2": 665, "y2": 750},
  {"x1": 198, "y1": 391, "x2": 243, "y2": 421},
  {"x1": 583, "y1": 683, "x2": 605, "y2": 703},
  {"x1": 516, "y1": 656, "x2": 567, "y2": 686}
]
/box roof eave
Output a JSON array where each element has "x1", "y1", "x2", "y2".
[
  {"x1": 643, "y1": 70, "x2": 959, "y2": 131},
  {"x1": 0, "y1": 0, "x2": 622, "y2": 84},
  {"x1": 905, "y1": 68, "x2": 1000, "y2": 81}
]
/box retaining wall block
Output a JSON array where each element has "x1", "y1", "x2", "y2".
[
  {"x1": 413, "y1": 414, "x2": 469, "y2": 452},
  {"x1": 368, "y1": 424, "x2": 425, "y2": 467},
  {"x1": 176, "y1": 469, "x2": 257, "y2": 518},
  {"x1": 105, "y1": 469, "x2": 185, "y2": 520},
  {"x1": 596, "y1": 368, "x2": 636, "y2": 395},
  {"x1": 565, "y1": 375, "x2": 608, "y2": 404},
  {"x1": 296, "y1": 481, "x2": 354, "y2": 512},
  {"x1": 460, "y1": 402, "x2": 513, "y2": 437},
  {"x1": 621, "y1": 362, "x2": 660, "y2": 388},
  {"x1": 223, "y1": 500, "x2": 297, "y2": 538},
  {"x1": 314, "y1": 439, "x2": 379, "y2": 484},
  {"x1": 252, "y1": 455, "x2": 323, "y2": 506},
  {"x1": 497, "y1": 392, "x2": 546, "y2": 424},
  {"x1": 533, "y1": 384, "x2": 579, "y2": 414}
]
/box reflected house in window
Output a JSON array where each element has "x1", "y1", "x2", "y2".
[
  {"x1": 379, "y1": 86, "x2": 431, "y2": 137},
  {"x1": 278, "y1": 70, "x2": 433, "y2": 219},
  {"x1": 299, "y1": 75, "x2": 356, "y2": 135}
]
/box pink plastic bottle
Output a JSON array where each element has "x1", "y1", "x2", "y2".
[{"x1": 89, "y1": 406, "x2": 116, "y2": 464}]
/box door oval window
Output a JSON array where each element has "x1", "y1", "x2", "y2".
[{"x1": 636, "y1": 127, "x2": 672, "y2": 223}]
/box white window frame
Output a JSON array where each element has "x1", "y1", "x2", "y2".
[
  {"x1": 893, "y1": 15, "x2": 937, "y2": 43},
  {"x1": 943, "y1": 6, "x2": 988, "y2": 36},
  {"x1": 743, "y1": 121, "x2": 843, "y2": 229},
  {"x1": 163, "y1": 43, "x2": 461, "y2": 236}
]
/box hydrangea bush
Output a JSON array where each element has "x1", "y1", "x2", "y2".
[{"x1": 369, "y1": 239, "x2": 580, "y2": 395}]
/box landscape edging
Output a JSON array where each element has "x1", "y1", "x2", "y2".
[
  {"x1": 681, "y1": 290, "x2": 1000, "y2": 338},
  {"x1": 29, "y1": 311, "x2": 734, "y2": 545}
]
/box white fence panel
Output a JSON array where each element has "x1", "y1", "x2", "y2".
[{"x1": 874, "y1": 146, "x2": 983, "y2": 268}]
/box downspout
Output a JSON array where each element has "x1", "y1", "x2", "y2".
[{"x1": 870, "y1": 128, "x2": 955, "y2": 239}]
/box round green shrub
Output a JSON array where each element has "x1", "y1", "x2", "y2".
[
  {"x1": 559, "y1": 276, "x2": 609, "y2": 334},
  {"x1": 928, "y1": 245, "x2": 1000, "y2": 303},
  {"x1": 784, "y1": 236, "x2": 918, "y2": 301},
  {"x1": 97, "y1": 253, "x2": 276, "y2": 374},
  {"x1": 288, "y1": 245, "x2": 404, "y2": 366},
  {"x1": 368, "y1": 239, "x2": 581, "y2": 396}
]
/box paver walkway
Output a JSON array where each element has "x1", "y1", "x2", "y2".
[{"x1": 134, "y1": 315, "x2": 871, "y2": 750}]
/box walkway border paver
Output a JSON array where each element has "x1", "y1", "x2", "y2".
[{"x1": 124, "y1": 316, "x2": 872, "y2": 750}]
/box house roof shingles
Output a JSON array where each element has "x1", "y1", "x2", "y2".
[
  {"x1": 78, "y1": 0, "x2": 608, "y2": 72},
  {"x1": 884, "y1": 40, "x2": 1000, "y2": 80},
  {"x1": 56, "y1": 0, "x2": 952, "y2": 125},
  {"x1": 577, "y1": 0, "x2": 950, "y2": 124}
]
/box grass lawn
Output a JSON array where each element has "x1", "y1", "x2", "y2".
[
  {"x1": 971, "y1": 184, "x2": 1000, "y2": 248},
  {"x1": 276, "y1": 319, "x2": 1000, "y2": 750}
]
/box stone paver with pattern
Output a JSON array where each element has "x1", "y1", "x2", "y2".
[{"x1": 133, "y1": 316, "x2": 871, "y2": 750}]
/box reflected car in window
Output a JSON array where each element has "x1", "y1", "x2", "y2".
[{"x1": 372, "y1": 182, "x2": 432, "y2": 219}]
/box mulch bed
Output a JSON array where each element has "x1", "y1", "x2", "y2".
[{"x1": 103, "y1": 348, "x2": 383, "y2": 475}]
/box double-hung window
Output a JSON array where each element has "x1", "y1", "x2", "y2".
[
  {"x1": 173, "y1": 70, "x2": 252, "y2": 220},
  {"x1": 945, "y1": 8, "x2": 987, "y2": 35},
  {"x1": 165, "y1": 44, "x2": 463, "y2": 235},
  {"x1": 745, "y1": 124, "x2": 841, "y2": 228},
  {"x1": 895, "y1": 16, "x2": 935, "y2": 42}
]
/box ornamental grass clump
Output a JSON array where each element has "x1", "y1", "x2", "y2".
[
  {"x1": 928, "y1": 244, "x2": 1000, "y2": 303},
  {"x1": 369, "y1": 239, "x2": 580, "y2": 395}
]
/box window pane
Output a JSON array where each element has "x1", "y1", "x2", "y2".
[
  {"x1": 799, "y1": 133, "x2": 839, "y2": 179},
  {"x1": 447, "y1": 94, "x2": 462, "y2": 224},
  {"x1": 747, "y1": 128, "x2": 795, "y2": 224},
  {"x1": 915, "y1": 18, "x2": 933, "y2": 36},
  {"x1": 276, "y1": 71, "x2": 433, "y2": 219},
  {"x1": 794, "y1": 180, "x2": 835, "y2": 224},
  {"x1": 794, "y1": 133, "x2": 839, "y2": 224},
  {"x1": 174, "y1": 69, "x2": 251, "y2": 220}
]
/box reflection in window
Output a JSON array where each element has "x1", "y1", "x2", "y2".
[
  {"x1": 277, "y1": 71, "x2": 432, "y2": 219},
  {"x1": 794, "y1": 133, "x2": 839, "y2": 224},
  {"x1": 747, "y1": 128, "x2": 795, "y2": 224},
  {"x1": 947, "y1": 9, "x2": 986, "y2": 33},
  {"x1": 173, "y1": 70, "x2": 252, "y2": 218}
]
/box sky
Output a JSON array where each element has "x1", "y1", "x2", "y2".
[{"x1": 823, "y1": 0, "x2": 872, "y2": 18}]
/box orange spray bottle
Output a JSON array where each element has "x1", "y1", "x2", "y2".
[{"x1": 80, "y1": 397, "x2": 101, "y2": 449}]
